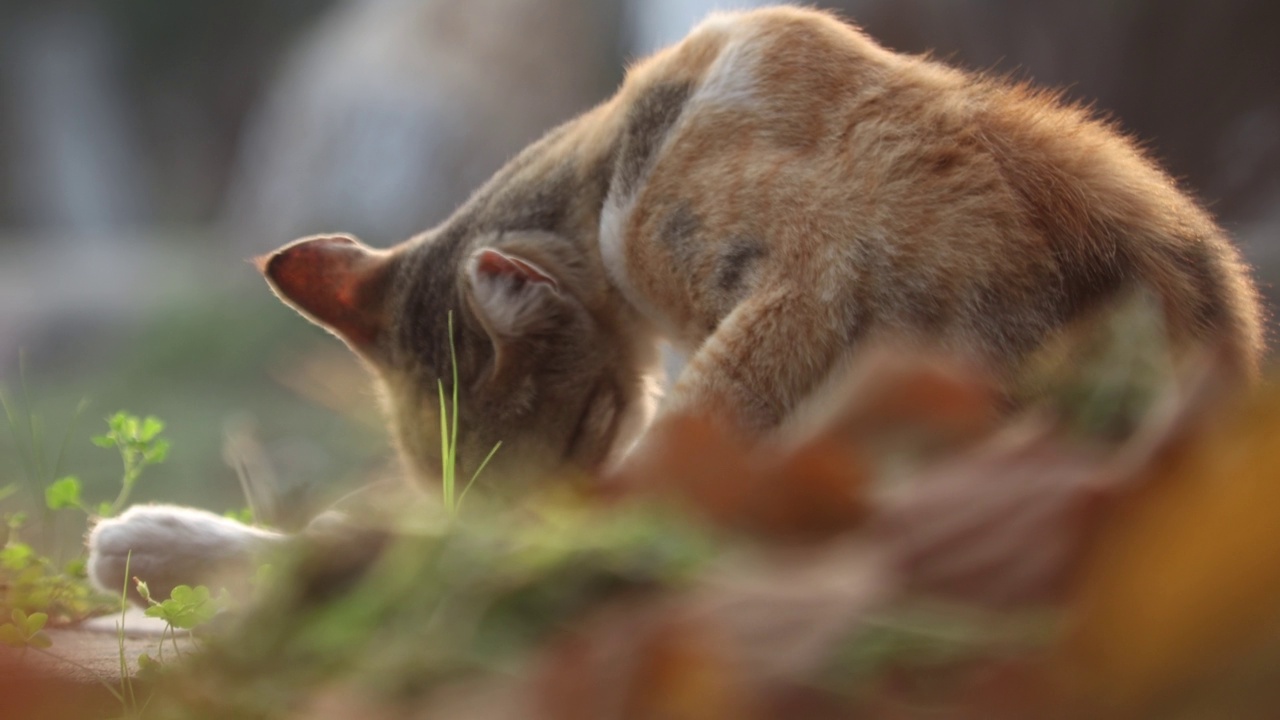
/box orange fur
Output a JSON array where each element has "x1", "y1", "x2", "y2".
[{"x1": 261, "y1": 7, "x2": 1263, "y2": 487}]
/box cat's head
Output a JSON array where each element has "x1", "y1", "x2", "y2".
[{"x1": 258, "y1": 231, "x2": 657, "y2": 493}]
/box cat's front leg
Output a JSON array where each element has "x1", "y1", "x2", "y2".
[
  {"x1": 654, "y1": 288, "x2": 847, "y2": 439},
  {"x1": 602, "y1": 288, "x2": 848, "y2": 494},
  {"x1": 88, "y1": 505, "x2": 286, "y2": 603}
]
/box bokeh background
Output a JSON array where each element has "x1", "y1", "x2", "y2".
[{"x1": 1, "y1": 0, "x2": 1277, "y2": 547}]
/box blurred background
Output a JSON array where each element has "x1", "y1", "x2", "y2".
[{"x1": 1, "y1": 0, "x2": 1277, "y2": 546}]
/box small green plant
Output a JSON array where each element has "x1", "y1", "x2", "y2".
[
  {"x1": 1, "y1": 411, "x2": 175, "y2": 630},
  {"x1": 0, "y1": 607, "x2": 52, "y2": 649},
  {"x1": 92, "y1": 412, "x2": 171, "y2": 518},
  {"x1": 136, "y1": 579, "x2": 225, "y2": 660},
  {"x1": 0, "y1": 557, "x2": 129, "y2": 710},
  {"x1": 0, "y1": 601, "x2": 133, "y2": 713},
  {"x1": 0, "y1": 361, "x2": 87, "y2": 524},
  {"x1": 43, "y1": 475, "x2": 86, "y2": 513},
  {"x1": 2, "y1": 410, "x2": 176, "y2": 642},
  {"x1": 1, "y1": 399, "x2": 242, "y2": 717},
  {"x1": 2, "y1": 508, "x2": 108, "y2": 623},
  {"x1": 437, "y1": 311, "x2": 501, "y2": 514},
  {"x1": 22, "y1": 412, "x2": 173, "y2": 522}
]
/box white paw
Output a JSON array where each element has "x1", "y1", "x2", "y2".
[{"x1": 87, "y1": 504, "x2": 284, "y2": 602}]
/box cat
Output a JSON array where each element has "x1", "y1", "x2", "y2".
[{"x1": 89, "y1": 5, "x2": 1263, "y2": 597}]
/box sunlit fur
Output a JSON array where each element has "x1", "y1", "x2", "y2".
[{"x1": 263, "y1": 6, "x2": 1262, "y2": 488}]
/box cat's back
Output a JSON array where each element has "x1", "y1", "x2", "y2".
[
  {"x1": 602, "y1": 7, "x2": 917, "y2": 344},
  {"x1": 602, "y1": 6, "x2": 1262, "y2": 379}
]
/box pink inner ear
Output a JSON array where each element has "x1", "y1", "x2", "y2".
[
  {"x1": 474, "y1": 249, "x2": 559, "y2": 291},
  {"x1": 258, "y1": 235, "x2": 390, "y2": 349}
]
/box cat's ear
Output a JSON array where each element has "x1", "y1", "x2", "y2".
[
  {"x1": 466, "y1": 248, "x2": 563, "y2": 337},
  {"x1": 257, "y1": 235, "x2": 395, "y2": 354}
]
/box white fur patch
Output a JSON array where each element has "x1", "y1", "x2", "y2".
[
  {"x1": 599, "y1": 189, "x2": 684, "y2": 339},
  {"x1": 688, "y1": 28, "x2": 763, "y2": 111},
  {"x1": 599, "y1": 192, "x2": 639, "y2": 304},
  {"x1": 87, "y1": 504, "x2": 283, "y2": 600}
]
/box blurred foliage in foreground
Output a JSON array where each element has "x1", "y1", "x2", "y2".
[{"x1": 7, "y1": 297, "x2": 1280, "y2": 719}]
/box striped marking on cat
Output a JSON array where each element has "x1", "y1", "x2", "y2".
[
  {"x1": 715, "y1": 237, "x2": 767, "y2": 293},
  {"x1": 687, "y1": 29, "x2": 765, "y2": 111}
]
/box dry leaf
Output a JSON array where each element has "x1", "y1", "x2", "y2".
[
  {"x1": 1057, "y1": 377, "x2": 1280, "y2": 715},
  {"x1": 783, "y1": 348, "x2": 1001, "y2": 459},
  {"x1": 872, "y1": 421, "x2": 1118, "y2": 608},
  {"x1": 607, "y1": 349, "x2": 1002, "y2": 542},
  {"x1": 605, "y1": 412, "x2": 870, "y2": 540}
]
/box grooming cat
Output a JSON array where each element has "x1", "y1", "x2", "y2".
[{"x1": 89, "y1": 6, "x2": 1263, "y2": 597}]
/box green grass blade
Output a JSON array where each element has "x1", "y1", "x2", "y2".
[
  {"x1": 29, "y1": 413, "x2": 47, "y2": 484},
  {"x1": 118, "y1": 550, "x2": 136, "y2": 713},
  {"x1": 0, "y1": 386, "x2": 39, "y2": 501},
  {"x1": 438, "y1": 379, "x2": 452, "y2": 511},
  {"x1": 49, "y1": 398, "x2": 90, "y2": 484},
  {"x1": 448, "y1": 311, "x2": 459, "y2": 501},
  {"x1": 18, "y1": 351, "x2": 47, "y2": 483},
  {"x1": 457, "y1": 441, "x2": 501, "y2": 509}
]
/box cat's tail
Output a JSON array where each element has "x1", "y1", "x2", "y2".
[{"x1": 87, "y1": 504, "x2": 286, "y2": 604}]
